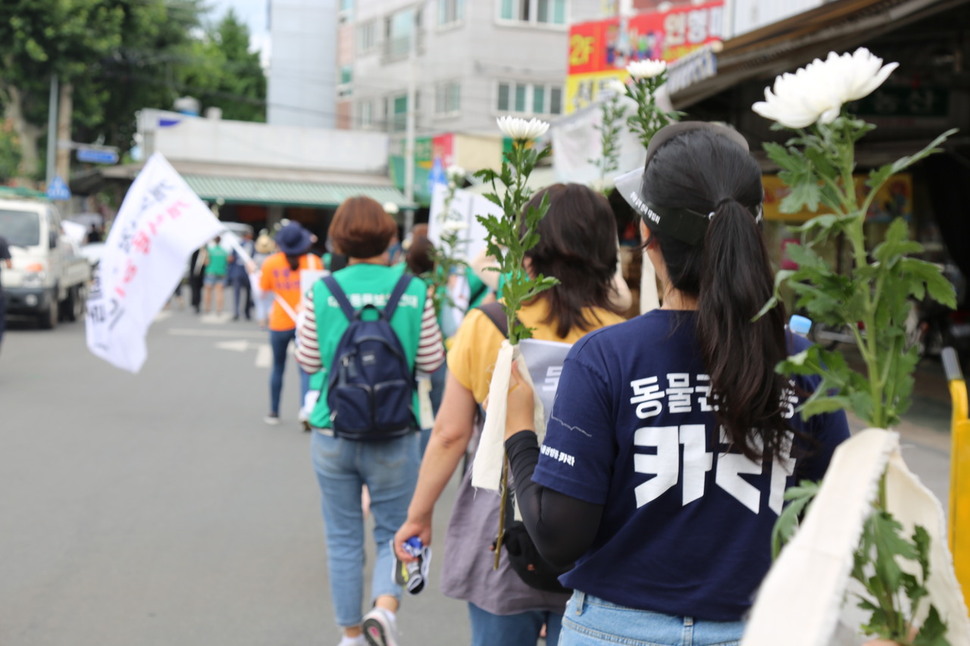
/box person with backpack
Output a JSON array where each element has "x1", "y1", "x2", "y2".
[
  {"x1": 259, "y1": 222, "x2": 322, "y2": 426},
  {"x1": 295, "y1": 196, "x2": 444, "y2": 646},
  {"x1": 498, "y1": 123, "x2": 851, "y2": 645},
  {"x1": 392, "y1": 184, "x2": 627, "y2": 646}
]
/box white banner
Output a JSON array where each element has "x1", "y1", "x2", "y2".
[
  {"x1": 426, "y1": 184, "x2": 498, "y2": 263},
  {"x1": 85, "y1": 152, "x2": 225, "y2": 372}
]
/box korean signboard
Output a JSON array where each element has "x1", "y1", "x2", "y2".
[{"x1": 566, "y1": 0, "x2": 725, "y2": 113}]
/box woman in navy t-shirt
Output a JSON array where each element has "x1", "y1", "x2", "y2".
[{"x1": 502, "y1": 122, "x2": 850, "y2": 646}]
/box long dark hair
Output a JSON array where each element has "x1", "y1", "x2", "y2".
[
  {"x1": 642, "y1": 129, "x2": 789, "y2": 460},
  {"x1": 522, "y1": 183, "x2": 623, "y2": 338}
]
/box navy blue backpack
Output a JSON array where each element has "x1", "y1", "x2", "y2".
[{"x1": 323, "y1": 274, "x2": 418, "y2": 441}]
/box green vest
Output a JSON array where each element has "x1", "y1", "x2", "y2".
[{"x1": 309, "y1": 263, "x2": 429, "y2": 429}]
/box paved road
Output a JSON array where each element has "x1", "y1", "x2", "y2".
[
  {"x1": 0, "y1": 308, "x2": 958, "y2": 645},
  {"x1": 0, "y1": 309, "x2": 469, "y2": 646}
]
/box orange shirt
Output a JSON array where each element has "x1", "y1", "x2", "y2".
[{"x1": 259, "y1": 252, "x2": 322, "y2": 331}]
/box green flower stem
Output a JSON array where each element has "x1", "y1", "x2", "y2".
[{"x1": 475, "y1": 129, "x2": 557, "y2": 571}]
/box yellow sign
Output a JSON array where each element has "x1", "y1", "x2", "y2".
[
  {"x1": 761, "y1": 174, "x2": 913, "y2": 223},
  {"x1": 565, "y1": 70, "x2": 627, "y2": 115}
]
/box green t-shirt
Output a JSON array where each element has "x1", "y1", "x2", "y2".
[
  {"x1": 308, "y1": 263, "x2": 429, "y2": 429},
  {"x1": 205, "y1": 245, "x2": 229, "y2": 276}
]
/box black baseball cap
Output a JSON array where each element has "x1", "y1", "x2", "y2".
[{"x1": 614, "y1": 121, "x2": 756, "y2": 245}]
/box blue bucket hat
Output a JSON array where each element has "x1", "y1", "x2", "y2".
[{"x1": 275, "y1": 222, "x2": 312, "y2": 255}]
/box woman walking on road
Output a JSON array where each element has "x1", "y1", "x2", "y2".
[
  {"x1": 393, "y1": 183, "x2": 627, "y2": 646},
  {"x1": 296, "y1": 196, "x2": 445, "y2": 646},
  {"x1": 258, "y1": 222, "x2": 321, "y2": 426},
  {"x1": 499, "y1": 122, "x2": 851, "y2": 646}
]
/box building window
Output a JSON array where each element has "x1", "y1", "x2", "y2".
[
  {"x1": 497, "y1": 81, "x2": 562, "y2": 115},
  {"x1": 391, "y1": 94, "x2": 408, "y2": 132},
  {"x1": 438, "y1": 0, "x2": 464, "y2": 26},
  {"x1": 385, "y1": 7, "x2": 417, "y2": 59},
  {"x1": 338, "y1": 65, "x2": 353, "y2": 98},
  {"x1": 499, "y1": 0, "x2": 566, "y2": 25},
  {"x1": 435, "y1": 81, "x2": 461, "y2": 116},
  {"x1": 356, "y1": 100, "x2": 374, "y2": 128},
  {"x1": 339, "y1": 0, "x2": 353, "y2": 22},
  {"x1": 358, "y1": 20, "x2": 379, "y2": 54}
]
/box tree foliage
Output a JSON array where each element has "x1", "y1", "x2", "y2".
[{"x1": 0, "y1": 0, "x2": 267, "y2": 181}]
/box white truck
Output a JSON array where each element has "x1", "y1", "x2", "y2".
[{"x1": 0, "y1": 188, "x2": 92, "y2": 329}]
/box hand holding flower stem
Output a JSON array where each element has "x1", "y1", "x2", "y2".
[
  {"x1": 475, "y1": 116, "x2": 558, "y2": 569},
  {"x1": 755, "y1": 47, "x2": 958, "y2": 644}
]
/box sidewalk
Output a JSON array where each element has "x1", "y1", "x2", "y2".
[{"x1": 843, "y1": 353, "x2": 958, "y2": 504}]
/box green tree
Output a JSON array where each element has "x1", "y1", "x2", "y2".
[
  {"x1": 74, "y1": 0, "x2": 207, "y2": 160},
  {"x1": 0, "y1": 1, "x2": 266, "y2": 182},
  {"x1": 180, "y1": 10, "x2": 267, "y2": 122},
  {"x1": 0, "y1": 0, "x2": 125, "y2": 177}
]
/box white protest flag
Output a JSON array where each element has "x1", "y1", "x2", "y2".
[{"x1": 85, "y1": 153, "x2": 225, "y2": 372}]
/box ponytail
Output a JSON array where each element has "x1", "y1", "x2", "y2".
[
  {"x1": 641, "y1": 128, "x2": 791, "y2": 461},
  {"x1": 698, "y1": 202, "x2": 789, "y2": 461},
  {"x1": 286, "y1": 253, "x2": 301, "y2": 271}
]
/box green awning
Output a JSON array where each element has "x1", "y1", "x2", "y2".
[{"x1": 183, "y1": 175, "x2": 415, "y2": 209}]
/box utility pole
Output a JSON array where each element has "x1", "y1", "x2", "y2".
[
  {"x1": 45, "y1": 75, "x2": 58, "y2": 187},
  {"x1": 402, "y1": 9, "x2": 418, "y2": 237},
  {"x1": 55, "y1": 82, "x2": 73, "y2": 184}
]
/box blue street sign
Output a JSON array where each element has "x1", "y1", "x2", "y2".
[
  {"x1": 428, "y1": 156, "x2": 446, "y2": 192},
  {"x1": 77, "y1": 148, "x2": 119, "y2": 165},
  {"x1": 46, "y1": 175, "x2": 71, "y2": 201}
]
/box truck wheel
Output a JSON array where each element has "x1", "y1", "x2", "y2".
[
  {"x1": 38, "y1": 297, "x2": 58, "y2": 330},
  {"x1": 63, "y1": 285, "x2": 85, "y2": 322}
]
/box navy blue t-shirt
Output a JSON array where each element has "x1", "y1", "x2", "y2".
[{"x1": 533, "y1": 310, "x2": 849, "y2": 621}]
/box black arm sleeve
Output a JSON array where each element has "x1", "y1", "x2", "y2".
[{"x1": 505, "y1": 430, "x2": 604, "y2": 567}]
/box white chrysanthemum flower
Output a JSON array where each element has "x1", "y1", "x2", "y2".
[
  {"x1": 383, "y1": 201, "x2": 400, "y2": 215},
  {"x1": 445, "y1": 165, "x2": 465, "y2": 181},
  {"x1": 496, "y1": 116, "x2": 550, "y2": 140},
  {"x1": 753, "y1": 47, "x2": 898, "y2": 129},
  {"x1": 441, "y1": 220, "x2": 468, "y2": 233},
  {"x1": 626, "y1": 59, "x2": 667, "y2": 80},
  {"x1": 604, "y1": 79, "x2": 628, "y2": 96}
]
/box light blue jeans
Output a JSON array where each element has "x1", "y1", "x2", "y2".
[
  {"x1": 468, "y1": 602, "x2": 563, "y2": 646},
  {"x1": 311, "y1": 430, "x2": 420, "y2": 627},
  {"x1": 559, "y1": 591, "x2": 744, "y2": 646}
]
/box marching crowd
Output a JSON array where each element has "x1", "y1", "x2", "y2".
[{"x1": 186, "y1": 123, "x2": 851, "y2": 646}]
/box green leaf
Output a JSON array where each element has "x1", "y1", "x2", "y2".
[
  {"x1": 900, "y1": 258, "x2": 957, "y2": 309},
  {"x1": 914, "y1": 605, "x2": 950, "y2": 646},
  {"x1": 771, "y1": 479, "x2": 820, "y2": 558}
]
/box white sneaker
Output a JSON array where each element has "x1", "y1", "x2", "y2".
[
  {"x1": 263, "y1": 413, "x2": 280, "y2": 425},
  {"x1": 362, "y1": 607, "x2": 399, "y2": 646}
]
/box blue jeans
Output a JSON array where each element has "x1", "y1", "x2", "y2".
[
  {"x1": 468, "y1": 602, "x2": 563, "y2": 646},
  {"x1": 229, "y1": 271, "x2": 251, "y2": 319},
  {"x1": 268, "y1": 328, "x2": 310, "y2": 416},
  {"x1": 559, "y1": 592, "x2": 743, "y2": 646},
  {"x1": 311, "y1": 430, "x2": 420, "y2": 627}
]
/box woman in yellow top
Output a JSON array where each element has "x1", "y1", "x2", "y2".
[
  {"x1": 393, "y1": 183, "x2": 628, "y2": 646},
  {"x1": 259, "y1": 222, "x2": 321, "y2": 426}
]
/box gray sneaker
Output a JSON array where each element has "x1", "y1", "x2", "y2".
[{"x1": 362, "y1": 607, "x2": 398, "y2": 646}]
